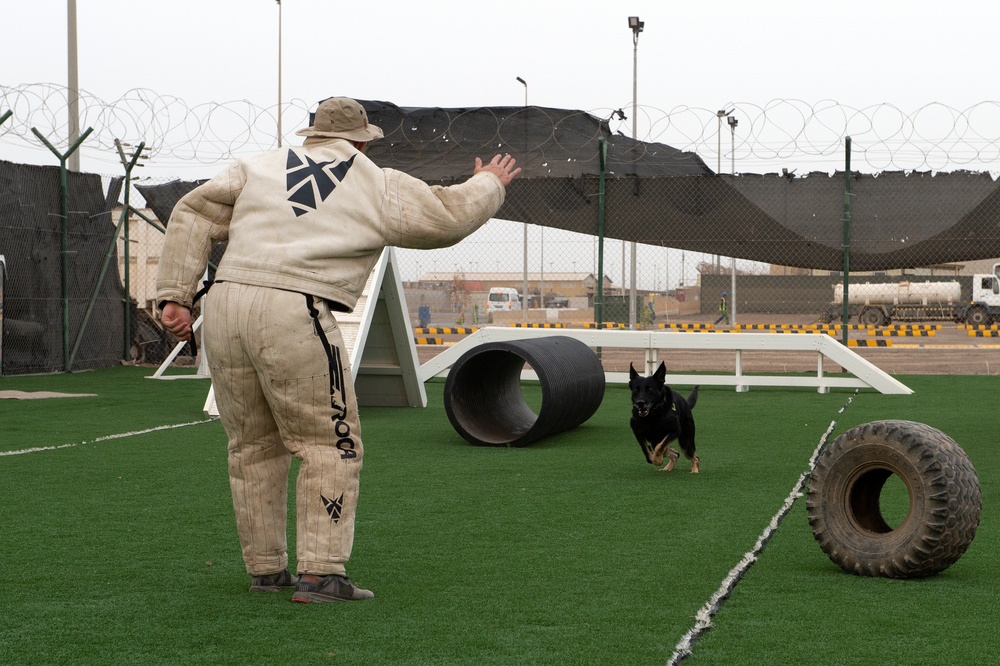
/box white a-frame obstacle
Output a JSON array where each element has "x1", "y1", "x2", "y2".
[{"x1": 153, "y1": 248, "x2": 425, "y2": 417}]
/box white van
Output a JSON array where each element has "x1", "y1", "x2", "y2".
[{"x1": 486, "y1": 287, "x2": 521, "y2": 313}]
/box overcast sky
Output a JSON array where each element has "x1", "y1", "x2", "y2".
[{"x1": 3, "y1": 0, "x2": 999, "y2": 177}]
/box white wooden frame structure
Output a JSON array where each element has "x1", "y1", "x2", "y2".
[
  {"x1": 151, "y1": 248, "x2": 426, "y2": 417},
  {"x1": 419, "y1": 327, "x2": 913, "y2": 395},
  {"x1": 151, "y1": 252, "x2": 911, "y2": 405}
]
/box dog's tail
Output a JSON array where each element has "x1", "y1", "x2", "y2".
[{"x1": 688, "y1": 386, "x2": 700, "y2": 409}]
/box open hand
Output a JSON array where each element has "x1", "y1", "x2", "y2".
[{"x1": 474, "y1": 154, "x2": 521, "y2": 187}]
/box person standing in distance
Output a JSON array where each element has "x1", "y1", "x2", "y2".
[
  {"x1": 714, "y1": 291, "x2": 729, "y2": 326},
  {"x1": 156, "y1": 97, "x2": 521, "y2": 603}
]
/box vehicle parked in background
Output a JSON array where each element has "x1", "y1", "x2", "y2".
[
  {"x1": 486, "y1": 287, "x2": 522, "y2": 313},
  {"x1": 820, "y1": 265, "x2": 1000, "y2": 326}
]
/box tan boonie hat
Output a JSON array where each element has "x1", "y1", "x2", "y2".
[{"x1": 296, "y1": 97, "x2": 384, "y2": 142}]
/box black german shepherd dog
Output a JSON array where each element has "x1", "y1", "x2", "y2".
[{"x1": 628, "y1": 362, "x2": 700, "y2": 473}]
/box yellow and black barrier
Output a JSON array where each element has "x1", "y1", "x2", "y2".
[
  {"x1": 774, "y1": 329, "x2": 837, "y2": 335},
  {"x1": 657, "y1": 323, "x2": 715, "y2": 330},
  {"x1": 735, "y1": 323, "x2": 795, "y2": 330},
  {"x1": 413, "y1": 327, "x2": 478, "y2": 335},
  {"x1": 868, "y1": 329, "x2": 937, "y2": 337},
  {"x1": 883, "y1": 324, "x2": 942, "y2": 331},
  {"x1": 413, "y1": 337, "x2": 447, "y2": 345},
  {"x1": 735, "y1": 323, "x2": 873, "y2": 331},
  {"x1": 848, "y1": 339, "x2": 893, "y2": 347}
]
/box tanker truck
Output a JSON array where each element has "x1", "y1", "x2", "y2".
[{"x1": 820, "y1": 267, "x2": 1000, "y2": 326}]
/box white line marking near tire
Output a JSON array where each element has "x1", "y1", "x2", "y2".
[
  {"x1": 0, "y1": 419, "x2": 217, "y2": 457},
  {"x1": 666, "y1": 393, "x2": 856, "y2": 665}
]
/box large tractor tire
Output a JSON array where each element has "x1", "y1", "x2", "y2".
[{"x1": 807, "y1": 420, "x2": 981, "y2": 578}]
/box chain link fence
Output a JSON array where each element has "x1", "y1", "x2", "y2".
[
  {"x1": 394, "y1": 168, "x2": 1000, "y2": 335},
  {"x1": 3, "y1": 86, "x2": 1000, "y2": 375}
]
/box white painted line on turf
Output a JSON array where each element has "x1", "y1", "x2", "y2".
[
  {"x1": 0, "y1": 419, "x2": 217, "y2": 457},
  {"x1": 666, "y1": 393, "x2": 857, "y2": 666}
]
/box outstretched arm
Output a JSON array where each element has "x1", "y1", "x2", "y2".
[{"x1": 382, "y1": 153, "x2": 521, "y2": 249}]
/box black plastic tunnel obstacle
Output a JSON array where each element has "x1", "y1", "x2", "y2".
[{"x1": 443, "y1": 336, "x2": 606, "y2": 446}]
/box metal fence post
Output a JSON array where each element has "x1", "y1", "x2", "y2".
[
  {"x1": 597, "y1": 137, "x2": 607, "y2": 327},
  {"x1": 841, "y1": 136, "x2": 852, "y2": 347},
  {"x1": 30, "y1": 125, "x2": 94, "y2": 371},
  {"x1": 0, "y1": 254, "x2": 5, "y2": 376},
  {"x1": 115, "y1": 140, "x2": 146, "y2": 359}
]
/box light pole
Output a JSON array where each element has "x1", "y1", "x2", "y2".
[
  {"x1": 628, "y1": 16, "x2": 644, "y2": 329},
  {"x1": 540, "y1": 228, "x2": 545, "y2": 308},
  {"x1": 67, "y1": 0, "x2": 80, "y2": 171},
  {"x1": 716, "y1": 108, "x2": 733, "y2": 174},
  {"x1": 728, "y1": 115, "x2": 738, "y2": 174},
  {"x1": 728, "y1": 113, "x2": 739, "y2": 325},
  {"x1": 517, "y1": 76, "x2": 529, "y2": 316},
  {"x1": 714, "y1": 108, "x2": 732, "y2": 275},
  {"x1": 276, "y1": 0, "x2": 283, "y2": 147},
  {"x1": 629, "y1": 17, "x2": 643, "y2": 138}
]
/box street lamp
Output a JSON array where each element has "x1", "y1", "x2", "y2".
[
  {"x1": 727, "y1": 114, "x2": 739, "y2": 324},
  {"x1": 628, "y1": 16, "x2": 644, "y2": 329},
  {"x1": 276, "y1": 0, "x2": 283, "y2": 147},
  {"x1": 517, "y1": 76, "x2": 529, "y2": 316},
  {"x1": 714, "y1": 108, "x2": 734, "y2": 279},
  {"x1": 716, "y1": 108, "x2": 733, "y2": 173},
  {"x1": 628, "y1": 17, "x2": 643, "y2": 139},
  {"x1": 728, "y1": 115, "x2": 738, "y2": 174},
  {"x1": 67, "y1": 0, "x2": 80, "y2": 171}
]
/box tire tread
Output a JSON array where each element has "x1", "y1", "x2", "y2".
[{"x1": 807, "y1": 420, "x2": 981, "y2": 578}]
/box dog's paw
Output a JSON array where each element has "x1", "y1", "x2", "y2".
[{"x1": 658, "y1": 465, "x2": 672, "y2": 472}]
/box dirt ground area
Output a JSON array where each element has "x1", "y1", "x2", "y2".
[{"x1": 415, "y1": 321, "x2": 1000, "y2": 377}]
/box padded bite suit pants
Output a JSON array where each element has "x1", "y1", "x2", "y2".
[{"x1": 205, "y1": 282, "x2": 363, "y2": 576}]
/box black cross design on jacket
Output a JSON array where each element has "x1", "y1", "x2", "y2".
[{"x1": 285, "y1": 151, "x2": 356, "y2": 217}]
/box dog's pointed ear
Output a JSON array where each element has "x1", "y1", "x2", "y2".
[
  {"x1": 654, "y1": 361, "x2": 667, "y2": 382},
  {"x1": 629, "y1": 362, "x2": 638, "y2": 381}
]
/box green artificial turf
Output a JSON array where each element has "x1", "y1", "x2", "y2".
[{"x1": 0, "y1": 367, "x2": 995, "y2": 664}]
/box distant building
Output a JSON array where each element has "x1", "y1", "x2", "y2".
[
  {"x1": 113, "y1": 206, "x2": 164, "y2": 312},
  {"x1": 412, "y1": 271, "x2": 613, "y2": 308}
]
